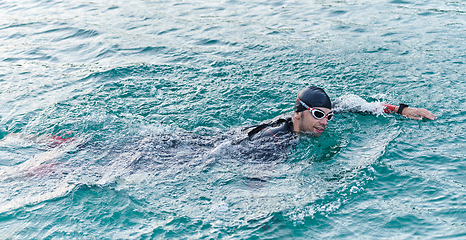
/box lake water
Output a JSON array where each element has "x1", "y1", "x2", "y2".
[{"x1": 1, "y1": 0, "x2": 466, "y2": 239}]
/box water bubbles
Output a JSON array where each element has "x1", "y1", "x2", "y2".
[
  {"x1": 350, "y1": 185, "x2": 362, "y2": 194},
  {"x1": 209, "y1": 201, "x2": 230, "y2": 214}
]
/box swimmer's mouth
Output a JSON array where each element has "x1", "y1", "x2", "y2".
[{"x1": 315, "y1": 126, "x2": 325, "y2": 133}]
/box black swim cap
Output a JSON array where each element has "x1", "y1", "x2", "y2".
[{"x1": 294, "y1": 86, "x2": 332, "y2": 112}]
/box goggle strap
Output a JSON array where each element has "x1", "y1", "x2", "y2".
[{"x1": 297, "y1": 97, "x2": 311, "y2": 110}]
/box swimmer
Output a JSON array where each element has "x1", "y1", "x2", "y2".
[
  {"x1": 244, "y1": 86, "x2": 436, "y2": 142},
  {"x1": 3, "y1": 86, "x2": 437, "y2": 166}
]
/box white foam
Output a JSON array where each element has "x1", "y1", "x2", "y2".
[
  {"x1": 332, "y1": 94, "x2": 386, "y2": 115},
  {"x1": 209, "y1": 201, "x2": 230, "y2": 213}
]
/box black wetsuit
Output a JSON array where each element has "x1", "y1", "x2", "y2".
[{"x1": 243, "y1": 117, "x2": 295, "y2": 148}]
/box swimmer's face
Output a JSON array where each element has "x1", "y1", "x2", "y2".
[{"x1": 294, "y1": 107, "x2": 332, "y2": 136}]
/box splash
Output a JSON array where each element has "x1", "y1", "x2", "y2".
[
  {"x1": 332, "y1": 94, "x2": 386, "y2": 115},
  {"x1": 0, "y1": 133, "x2": 86, "y2": 213}
]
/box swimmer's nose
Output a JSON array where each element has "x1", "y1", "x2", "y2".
[{"x1": 320, "y1": 117, "x2": 328, "y2": 125}]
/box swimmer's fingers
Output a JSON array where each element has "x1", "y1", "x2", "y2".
[{"x1": 402, "y1": 107, "x2": 437, "y2": 120}]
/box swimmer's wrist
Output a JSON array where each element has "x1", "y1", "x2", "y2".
[
  {"x1": 397, "y1": 103, "x2": 409, "y2": 115},
  {"x1": 383, "y1": 103, "x2": 409, "y2": 115}
]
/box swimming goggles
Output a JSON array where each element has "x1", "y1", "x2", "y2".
[{"x1": 297, "y1": 98, "x2": 334, "y2": 121}]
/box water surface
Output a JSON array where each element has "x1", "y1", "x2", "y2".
[{"x1": 1, "y1": 0, "x2": 465, "y2": 239}]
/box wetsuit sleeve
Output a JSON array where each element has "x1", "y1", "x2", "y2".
[{"x1": 382, "y1": 103, "x2": 396, "y2": 114}]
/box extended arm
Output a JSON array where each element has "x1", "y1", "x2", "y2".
[
  {"x1": 332, "y1": 94, "x2": 437, "y2": 120},
  {"x1": 383, "y1": 103, "x2": 437, "y2": 120}
]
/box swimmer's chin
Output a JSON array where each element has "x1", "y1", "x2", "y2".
[{"x1": 297, "y1": 131, "x2": 323, "y2": 137}]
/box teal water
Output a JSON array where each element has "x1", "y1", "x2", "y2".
[{"x1": 1, "y1": 0, "x2": 466, "y2": 239}]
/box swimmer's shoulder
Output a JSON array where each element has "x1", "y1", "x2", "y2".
[{"x1": 246, "y1": 114, "x2": 294, "y2": 140}]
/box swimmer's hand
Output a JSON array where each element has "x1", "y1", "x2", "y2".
[{"x1": 400, "y1": 107, "x2": 437, "y2": 120}]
